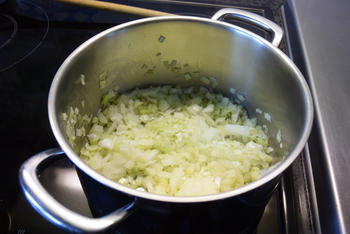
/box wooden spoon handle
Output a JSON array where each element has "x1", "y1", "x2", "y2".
[{"x1": 55, "y1": 0, "x2": 175, "y2": 17}]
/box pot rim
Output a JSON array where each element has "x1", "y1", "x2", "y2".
[{"x1": 48, "y1": 15, "x2": 314, "y2": 203}]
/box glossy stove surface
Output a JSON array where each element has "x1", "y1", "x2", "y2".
[
  {"x1": 0, "y1": 0, "x2": 318, "y2": 233},
  {"x1": 10, "y1": 155, "x2": 282, "y2": 234}
]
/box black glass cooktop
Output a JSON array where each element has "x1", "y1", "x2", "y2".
[{"x1": 0, "y1": 0, "x2": 319, "y2": 233}]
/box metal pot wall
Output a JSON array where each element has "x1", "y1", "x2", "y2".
[{"x1": 19, "y1": 8, "x2": 313, "y2": 233}]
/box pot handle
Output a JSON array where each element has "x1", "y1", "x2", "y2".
[
  {"x1": 211, "y1": 8, "x2": 283, "y2": 47},
  {"x1": 19, "y1": 148, "x2": 136, "y2": 233}
]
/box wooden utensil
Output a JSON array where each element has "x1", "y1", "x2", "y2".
[{"x1": 55, "y1": 0, "x2": 175, "y2": 17}]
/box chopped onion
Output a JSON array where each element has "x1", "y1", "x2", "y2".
[
  {"x1": 237, "y1": 93, "x2": 246, "y2": 102},
  {"x1": 79, "y1": 74, "x2": 86, "y2": 86},
  {"x1": 276, "y1": 129, "x2": 282, "y2": 143},
  {"x1": 79, "y1": 86, "x2": 275, "y2": 196},
  {"x1": 264, "y1": 112, "x2": 272, "y2": 122},
  {"x1": 99, "y1": 138, "x2": 114, "y2": 149},
  {"x1": 224, "y1": 124, "x2": 252, "y2": 137}
]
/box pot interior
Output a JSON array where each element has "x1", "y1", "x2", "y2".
[{"x1": 50, "y1": 17, "x2": 312, "y2": 198}]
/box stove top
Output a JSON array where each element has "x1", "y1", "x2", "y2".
[
  {"x1": 0, "y1": 0, "x2": 320, "y2": 233},
  {"x1": 0, "y1": 0, "x2": 49, "y2": 72}
]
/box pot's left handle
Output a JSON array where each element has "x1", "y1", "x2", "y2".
[{"x1": 19, "y1": 148, "x2": 136, "y2": 233}]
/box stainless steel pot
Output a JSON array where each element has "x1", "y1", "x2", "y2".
[{"x1": 19, "y1": 8, "x2": 313, "y2": 233}]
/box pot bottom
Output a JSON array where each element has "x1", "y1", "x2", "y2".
[{"x1": 77, "y1": 167, "x2": 280, "y2": 234}]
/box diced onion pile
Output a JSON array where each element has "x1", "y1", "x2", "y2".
[{"x1": 80, "y1": 86, "x2": 273, "y2": 196}]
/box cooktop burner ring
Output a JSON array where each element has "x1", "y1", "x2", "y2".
[
  {"x1": 0, "y1": 200, "x2": 11, "y2": 234},
  {"x1": 0, "y1": 0, "x2": 49, "y2": 73},
  {"x1": 0, "y1": 14, "x2": 18, "y2": 50}
]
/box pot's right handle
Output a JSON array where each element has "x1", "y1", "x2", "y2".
[
  {"x1": 19, "y1": 148, "x2": 136, "y2": 233},
  {"x1": 212, "y1": 8, "x2": 283, "y2": 47}
]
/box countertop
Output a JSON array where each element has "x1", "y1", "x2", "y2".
[{"x1": 287, "y1": 0, "x2": 350, "y2": 233}]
